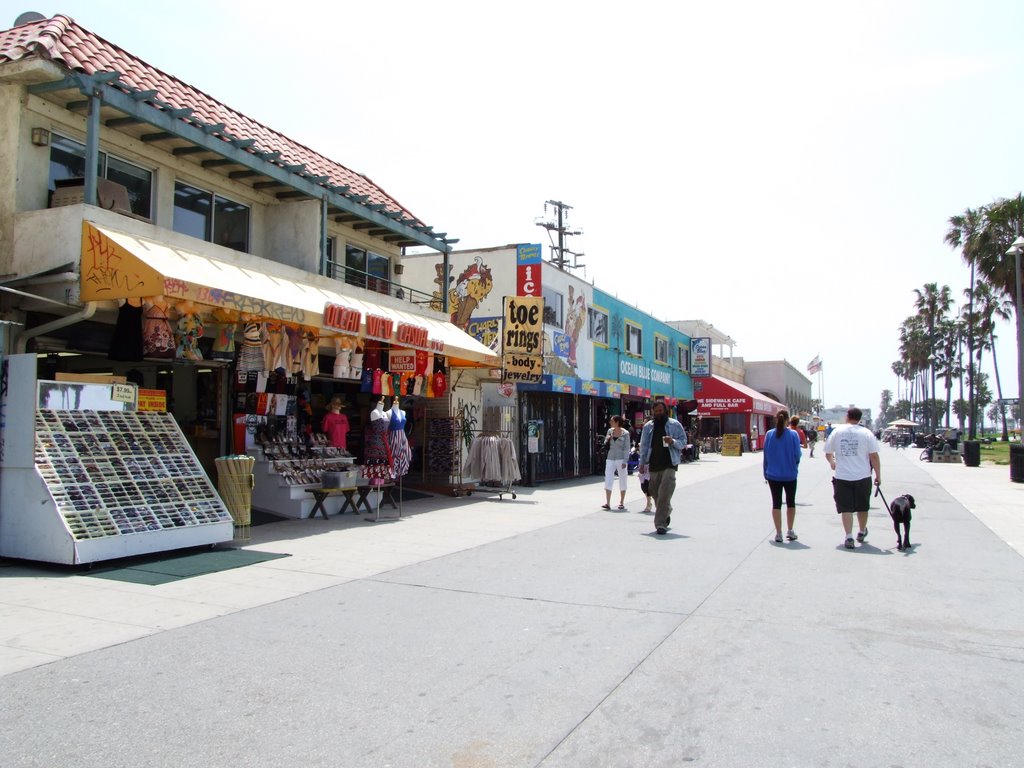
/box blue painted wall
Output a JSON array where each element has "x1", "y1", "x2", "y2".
[{"x1": 591, "y1": 289, "x2": 693, "y2": 399}]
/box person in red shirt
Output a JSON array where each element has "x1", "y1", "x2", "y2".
[
  {"x1": 789, "y1": 416, "x2": 807, "y2": 448},
  {"x1": 321, "y1": 396, "x2": 350, "y2": 451}
]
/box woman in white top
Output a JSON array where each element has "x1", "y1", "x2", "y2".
[{"x1": 602, "y1": 415, "x2": 631, "y2": 510}]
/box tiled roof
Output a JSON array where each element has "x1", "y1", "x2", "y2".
[{"x1": 0, "y1": 14, "x2": 423, "y2": 224}]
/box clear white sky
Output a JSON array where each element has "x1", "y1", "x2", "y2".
[{"x1": 9, "y1": 0, "x2": 1024, "y2": 410}]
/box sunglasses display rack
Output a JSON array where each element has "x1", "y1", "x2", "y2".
[
  {"x1": 0, "y1": 392, "x2": 234, "y2": 565},
  {"x1": 247, "y1": 438, "x2": 360, "y2": 518}
]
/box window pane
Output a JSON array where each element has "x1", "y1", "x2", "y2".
[
  {"x1": 588, "y1": 308, "x2": 608, "y2": 344},
  {"x1": 105, "y1": 155, "x2": 152, "y2": 219},
  {"x1": 173, "y1": 183, "x2": 211, "y2": 241},
  {"x1": 626, "y1": 324, "x2": 642, "y2": 355},
  {"x1": 213, "y1": 194, "x2": 249, "y2": 252},
  {"x1": 543, "y1": 287, "x2": 563, "y2": 327},
  {"x1": 345, "y1": 246, "x2": 367, "y2": 288},
  {"x1": 48, "y1": 135, "x2": 104, "y2": 200},
  {"x1": 367, "y1": 251, "x2": 390, "y2": 295}
]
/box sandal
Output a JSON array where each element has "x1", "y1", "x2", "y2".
[
  {"x1": 617, "y1": 504, "x2": 625, "y2": 510},
  {"x1": 601, "y1": 504, "x2": 611, "y2": 510}
]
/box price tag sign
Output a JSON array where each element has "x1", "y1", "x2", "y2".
[{"x1": 111, "y1": 383, "x2": 137, "y2": 406}]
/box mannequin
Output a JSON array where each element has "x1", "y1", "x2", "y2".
[
  {"x1": 237, "y1": 314, "x2": 265, "y2": 373},
  {"x1": 109, "y1": 298, "x2": 143, "y2": 361},
  {"x1": 387, "y1": 397, "x2": 412, "y2": 478},
  {"x1": 333, "y1": 337, "x2": 353, "y2": 379},
  {"x1": 174, "y1": 300, "x2": 204, "y2": 361},
  {"x1": 369, "y1": 399, "x2": 386, "y2": 421},
  {"x1": 210, "y1": 308, "x2": 238, "y2": 361},
  {"x1": 142, "y1": 295, "x2": 174, "y2": 359},
  {"x1": 321, "y1": 396, "x2": 350, "y2": 450},
  {"x1": 301, "y1": 328, "x2": 319, "y2": 380},
  {"x1": 364, "y1": 397, "x2": 392, "y2": 481}
]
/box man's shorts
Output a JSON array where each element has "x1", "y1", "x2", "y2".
[{"x1": 832, "y1": 477, "x2": 872, "y2": 514}]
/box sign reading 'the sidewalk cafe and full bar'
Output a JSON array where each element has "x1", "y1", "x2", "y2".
[{"x1": 502, "y1": 295, "x2": 543, "y2": 384}]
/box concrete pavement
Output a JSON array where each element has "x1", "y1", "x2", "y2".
[{"x1": 1, "y1": 444, "x2": 1022, "y2": 767}]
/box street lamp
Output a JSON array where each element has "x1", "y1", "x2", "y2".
[{"x1": 1005, "y1": 235, "x2": 1024, "y2": 437}]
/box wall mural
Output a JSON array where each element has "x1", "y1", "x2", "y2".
[
  {"x1": 562, "y1": 284, "x2": 587, "y2": 371},
  {"x1": 430, "y1": 256, "x2": 494, "y2": 331}
]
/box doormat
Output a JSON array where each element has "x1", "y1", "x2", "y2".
[{"x1": 85, "y1": 548, "x2": 290, "y2": 586}]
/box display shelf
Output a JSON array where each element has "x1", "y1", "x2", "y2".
[
  {"x1": 32, "y1": 410, "x2": 232, "y2": 544},
  {"x1": 248, "y1": 443, "x2": 360, "y2": 519}
]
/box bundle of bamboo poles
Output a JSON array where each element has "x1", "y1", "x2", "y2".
[{"x1": 215, "y1": 455, "x2": 255, "y2": 540}]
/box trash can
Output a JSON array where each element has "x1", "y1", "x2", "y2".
[
  {"x1": 215, "y1": 455, "x2": 255, "y2": 540},
  {"x1": 1010, "y1": 443, "x2": 1024, "y2": 483},
  {"x1": 962, "y1": 440, "x2": 981, "y2": 468}
]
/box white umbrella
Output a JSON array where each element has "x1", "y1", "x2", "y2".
[{"x1": 887, "y1": 418, "x2": 919, "y2": 427}]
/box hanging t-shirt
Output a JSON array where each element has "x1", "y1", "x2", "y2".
[
  {"x1": 381, "y1": 371, "x2": 392, "y2": 396},
  {"x1": 415, "y1": 350, "x2": 429, "y2": 376},
  {"x1": 432, "y1": 371, "x2": 447, "y2": 397},
  {"x1": 363, "y1": 345, "x2": 381, "y2": 371},
  {"x1": 360, "y1": 368, "x2": 374, "y2": 393},
  {"x1": 372, "y1": 369, "x2": 383, "y2": 395}
]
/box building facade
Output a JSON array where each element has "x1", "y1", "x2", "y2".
[{"x1": 0, "y1": 14, "x2": 497, "y2": 531}]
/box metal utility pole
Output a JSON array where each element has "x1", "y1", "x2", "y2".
[{"x1": 535, "y1": 200, "x2": 584, "y2": 271}]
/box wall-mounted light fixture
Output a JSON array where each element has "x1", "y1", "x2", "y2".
[
  {"x1": 393, "y1": 263, "x2": 405, "y2": 275},
  {"x1": 31, "y1": 127, "x2": 50, "y2": 147}
]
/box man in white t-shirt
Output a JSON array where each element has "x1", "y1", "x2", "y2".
[{"x1": 823, "y1": 407, "x2": 881, "y2": 549}]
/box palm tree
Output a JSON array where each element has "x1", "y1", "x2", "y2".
[
  {"x1": 934, "y1": 317, "x2": 962, "y2": 428},
  {"x1": 913, "y1": 283, "x2": 952, "y2": 432},
  {"x1": 898, "y1": 315, "x2": 929, "y2": 425},
  {"x1": 947, "y1": 197, "x2": 1024, "y2": 439},
  {"x1": 945, "y1": 207, "x2": 984, "y2": 438},
  {"x1": 971, "y1": 280, "x2": 1014, "y2": 440}
]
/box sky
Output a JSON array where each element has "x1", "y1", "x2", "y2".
[{"x1": 7, "y1": 0, "x2": 1024, "y2": 411}]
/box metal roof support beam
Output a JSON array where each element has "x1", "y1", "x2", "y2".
[
  {"x1": 202, "y1": 158, "x2": 234, "y2": 168},
  {"x1": 58, "y1": 71, "x2": 449, "y2": 252},
  {"x1": 105, "y1": 116, "x2": 141, "y2": 128},
  {"x1": 173, "y1": 146, "x2": 207, "y2": 156},
  {"x1": 228, "y1": 169, "x2": 259, "y2": 179},
  {"x1": 83, "y1": 88, "x2": 102, "y2": 206}
]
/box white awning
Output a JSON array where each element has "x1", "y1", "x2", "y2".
[{"x1": 80, "y1": 222, "x2": 498, "y2": 365}]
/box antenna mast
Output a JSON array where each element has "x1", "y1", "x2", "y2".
[{"x1": 534, "y1": 200, "x2": 584, "y2": 271}]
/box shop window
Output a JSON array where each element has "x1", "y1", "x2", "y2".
[
  {"x1": 344, "y1": 246, "x2": 390, "y2": 295},
  {"x1": 543, "y1": 286, "x2": 563, "y2": 327},
  {"x1": 173, "y1": 182, "x2": 250, "y2": 252},
  {"x1": 48, "y1": 133, "x2": 153, "y2": 219},
  {"x1": 625, "y1": 322, "x2": 642, "y2": 356},
  {"x1": 588, "y1": 307, "x2": 608, "y2": 344},
  {"x1": 677, "y1": 343, "x2": 689, "y2": 372},
  {"x1": 654, "y1": 335, "x2": 669, "y2": 364}
]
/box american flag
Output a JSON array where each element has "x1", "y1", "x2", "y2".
[{"x1": 807, "y1": 355, "x2": 822, "y2": 375}]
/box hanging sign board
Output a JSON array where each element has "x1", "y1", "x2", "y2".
[
  {"x1": 691, "y1": 337, "x2": 711, "y2": 377},
  {"x1": 502, "y1": 295, "x2": 543, "y2": 384}
]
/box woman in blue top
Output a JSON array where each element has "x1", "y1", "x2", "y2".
[{"x1": 763, "y1": 409, "x2": 802, "y2": 543}]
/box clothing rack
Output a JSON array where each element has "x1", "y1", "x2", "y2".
[{"x1": 458, "y1": 429, "x2": 520, "y2": 500}]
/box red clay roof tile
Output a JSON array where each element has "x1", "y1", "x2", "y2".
[{"x1": 0, "y1": 14, "x2": 427, "y2": 227}]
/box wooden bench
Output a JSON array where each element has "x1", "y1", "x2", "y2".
[{"x1": 306, "y1": 487, "x2": 359, "y2": 520}]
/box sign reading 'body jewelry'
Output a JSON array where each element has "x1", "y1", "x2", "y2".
[{"x1": 502, "y1": 295, "x2": 544, "y2": 383}]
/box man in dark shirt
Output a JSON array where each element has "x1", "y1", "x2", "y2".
[{"x1": 638, "y1": 400, "x2": 688, "y2": 534}]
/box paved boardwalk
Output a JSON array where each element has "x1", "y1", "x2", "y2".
[{"x1": 1, "y1": 445, "x2": 1022, "y2": 767}]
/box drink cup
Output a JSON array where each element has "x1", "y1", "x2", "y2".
[{"x1": 662, "y1": 436, "x2": 672, "y2": 446}]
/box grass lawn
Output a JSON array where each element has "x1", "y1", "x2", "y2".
[{"x1": 979, "y1": 439, "x2": 1013, "y2": 465}]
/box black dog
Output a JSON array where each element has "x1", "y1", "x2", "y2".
[{"x1": 888, "y1": 494, "x2": 916, "y2": 550}]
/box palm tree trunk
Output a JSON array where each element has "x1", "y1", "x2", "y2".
[{"x1": 990, "y1": 328, "x2": 1009, "y2": 441}]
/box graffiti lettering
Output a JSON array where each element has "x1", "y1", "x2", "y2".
[{"x1": 83, "y1": 231, "x2": 146, "y2": 294}]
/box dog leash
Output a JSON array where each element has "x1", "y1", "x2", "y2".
[{"x1": 873, "y1": 484, "x2": 889, "y2": 509}]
